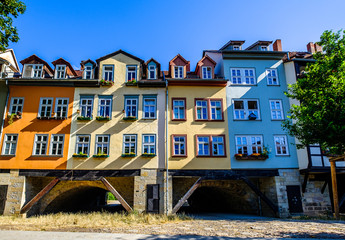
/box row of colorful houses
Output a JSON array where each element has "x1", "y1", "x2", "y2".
[{"x1": 0, "y1": 40, "x2": 344, "y2": 217}]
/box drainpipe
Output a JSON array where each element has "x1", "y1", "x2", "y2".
[
  {"x1": 164, "y1": 73, "x2": 169, "y2": 215},
  {"x1": 0, "y1": 79, "x2": 10, "y2": 144}
]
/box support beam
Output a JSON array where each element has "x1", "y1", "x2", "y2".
[
  {"x1": 330, "y1": 161, "x2": 339, "y2": 220},
  {"x1": 321, "y1": 181, "x2": 328, "y2": 194},
  {"x1": 100, "y1": 177, "x2": 132, "y2": 212},
  {"x1": 172, "y1": 177, "x2": 202, "y2": 214},
  {"x1": 20, "y1": 178, "x2": 60, "y2": 214},
  {"x1": 241, "y1": 176, "x2": 279, "y2": 216},
  {"x1": 302, "y1": 173, "x2": 309, "y2": 193}
]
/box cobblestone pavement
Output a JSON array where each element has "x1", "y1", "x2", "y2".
[{"x1": 1, "y1": 214, "x2": 344, "y2": 239}]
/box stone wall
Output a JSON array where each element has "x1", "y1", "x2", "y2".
[{"x1": 302, "y1": 180, "x2": 332, "y2": 216}]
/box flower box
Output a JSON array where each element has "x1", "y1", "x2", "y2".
[
  {"x1": 123, "y1": 116, "x2": 137, "y2": 121},
  {"x1": 121, "y1": 153, "x2": 136, "y2": 157},
  {"x1": 72, "y1": 153, "x2": 88, "y2": 158},
  {"x1": 96, "y1": 116, "x2": 110, "y2": 121},
  {"x1": 100, "y1": 79, "x2": 114, "y2": 86},
  {"x1": 141, "y1": 153, "x2": 156, "y2": 157},
  {"x1": 93, "y1": 154, "x2": 109, "y2": 158},
  {"x1": 77, "y1": 116, "x2": 92, "y2": 121},
  {"x1": 125, "y1": 80, "x2": 137, "y2": 86},
  {"x1": 235, "y1": 154, "x2": 268, "y2": 160}
]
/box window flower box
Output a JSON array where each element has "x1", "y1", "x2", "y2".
[
  {"x1": 141, "y1": 153, "x2": 156, "y2": 158},
  {"x1": 93, "y1": 154, "x2": 109, "y2": 158},
  {"x1": 125, "y1": 79, "x2": 137, "y2": 86},
  {"x1": 100, "y1": 79, "x2": 114, "y2": 86},
  {"x1": 72, "y1": 153, "x2": 88, "y2": 158},
  {"x1": 121, "y1": 153, "x2": 136, "y2": 157},
  {"x1": 123, "y1": 116, "x2": 137, "y2": 121},
  {"x1": 96, "y1": 116, "x2": 110, "y2": 121},
  {"x1": 7, "y1": 112, "x2": 22, "y2": 124},
  {"x1": 235, "y1": 153, "x2": 268, "y2": 160},
  {"x1": 77, "y1": 116, "x2": 92, "y2": 121}
]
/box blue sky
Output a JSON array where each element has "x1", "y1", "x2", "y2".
[{"x1": 10, "y1": 0, "x2": 345, "y2": 71}]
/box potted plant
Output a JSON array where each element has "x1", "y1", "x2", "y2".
[
  {"x1": 77, "y1": 114, "x2": 93, "y2": 121},
  {"x1": 96, "y1": 115, "x2": 111, "y2": 121},
  {"x1": 123, "y1": 116, "x2": 137, "y2": 121},
  {"x1": 125, "y1": 78, "x2": 137, "y2": 86},
  {"x1": 121, "y1": 152, "x2": 136, "y2": 157},
  {"x1": 141, "y1": 152, "x2": 156, "y2": 157},
  {"x1": 100, "y1": 79, "x2": 114, "y2": 86},
  {"x1": 72, "y1": 152, "x2": 88, "y2": 158},
  {"x1": 93, "y1": 150, "x2": 109, "y2": 158}
]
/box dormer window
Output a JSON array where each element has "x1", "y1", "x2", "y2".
[
  {"x1": 148, "y1": 65, "x2": 156, "y2": 79},
  {"x1": 55, "y1": 65, "x2": 66, "y2": 79},
  {"x1": 84, "y1": 66, "x2": 93, "y2": 79},
  {"x1": 103, "y1": 65, "x2": 114, "y2": 81},
  {"x1": 261, "y1": 46, "x2": 268, "y2": 51},
  {"x1": 202, "y1": 66, "x2": 212, "y2": 79},
  {"x1": 233, "y1": 45, "x2": 241, "y2": 50},
  {"x1": 23, "y1": 64, "x2": 43, "y2": 78},
  {"x1": 127, "y1": 66, "x2": 137, "y2": 82},
  {"x1": 174, "y1": 66, "x2": 183, "y2": 78}
]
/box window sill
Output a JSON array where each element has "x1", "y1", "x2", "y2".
[
  {"x1": 171, "y1": 155, "x2": 187, "y2": 158},
  {"x1": 230, "y1": 84, "x2": 257, "y2": 86},
  {"x1": 125, "y1": 82, "x2": 138, "y2": 86},
  {"x1": 100, "y1": 80, "x2": 114, "y2": 86},
  {"x1": 93, "y1": 154, "x2": 109, "y2": 158},
  {"x1": 275, "y1": 154, "x2": 290, "y2": 157},
  {"x1": 196, "y1": 155, "x2": 226, "y2": 158},
  {"x1": 96, "y1": 116, "x2": 111, "y2": 121},
  {"x1": 77, "y1": 117, "x2": 93, "y2": 121},
  {"x1": 141, "y1": 154, "x2": 156, "y2": 158},
  {"x1": 171, "y1": 119, "x2": 187, "y2": 121},
  {"x1": 142, "y1": 118, "x2": 157, "y2": 120},
  {"x1": 235, "y1": 155, "x2": 268, "y2": 160},
  {"x1": 0, "y1": 155, "x2": 15, "y2": 157},
  {"x1": 233, "y1": 119, "x2": 262, "y2": 121},
  {"x1": 121, "y1": 154, "x2": 136, "y2": 158},
  {"x1": 267, "y1": 84, "x2": 281, "y2": 87},
  {"x1": 271, "y1": 119, "x2": 284, "y2": 121},
  {"x1": 123, "y1": 117, "x2": 137, "y2": 121},
  {"x1": 72, "y1": 154, "x2": 88, "y2": 158},
  {"x1": 195, "y1": 119, "x2": 224, "y2": 122}
]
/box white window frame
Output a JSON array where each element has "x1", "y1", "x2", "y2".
[
  {"x1": 55, "y1": 65, "x2": 66, "y2": 79},
  {"x1": 97, "y1": 97, "x2": 112, "y2": 118},
  {"x1": 261, "y1": 46, "x2": 268, "y2": 51},
  {"x1": 269, "y1": 100, "x2": 284, "y2": 120},
  {"x1": 148, "y1": 65, "x2": 156, "y2": 79},
  {"x1": 80, "y1": 96, "x2": 93, "y2": 118},
  {"x1": 33, "y1": 134, "x2": 48, "y2": 156},
  {"x1": 274, "y1": 135, "x2": 289, "y2": 156},
  {"x1": 196, "y1": 100, "x2": 208, "y2": 120},
  {"x1": 172, "y1": 99, "x2": 185, "y2": 120},
  {"x1": 1, "y1": 134, "x2": 18, "y2": 155},
  {"x1": 236, "y1": 135, "x2": 263, "y2": 155},
  {"x1": 233, "y1": 45, "x2": 241, "y2": 50},
  {"x1": 266, "y1": 69, "x2": 279, "y2": 85},
  {"x1": 102, "y1": 65, "x2": 114, "y2": 81},
  {"x1": 230, "y1": 68, "x2": 256, "y2": 85},
  {"x1": 197, "y1": 136, "x2": 210, "y2": 156},
  {"x1": 125, "y1": 97, "x2": 138, "y2": 118},
  {"x1": 212, "y1": 136, "x2": 225, "y2": 156},
  {"x1": 23, "y1": 64, "x2": 44, "y2": 78},
  {"x1": 75, "y1": 135, "x2": 90, "y2": 155},
  {"x1": 9, "y1": 97, "x2": 24, "y2": 114},
  {"x1": 55, "y1": 98, "x2": 69, "y2": 119},
  {"x1": 84, "y1": 66, "x2": 93, "y2": 79},
  {"x1": 210, "y1": 100, "x2": 222, "y2": 120},
  {"x1": 126, "y1": 65, "x2": 137, "y2": 82},
  {"x1": 123, "y1": 134, "x2": 137, "y2": 154},
  {"x1": 95, "y1": 135, "x2": 110, "y2": 155},
  {"x1": 38, "y1": 97, "x2": 54, "y2": 118},
  {"x1": 142, "y1": 134, "x2": 156, "y2": 154},
  {"x1": 49, "y1": 134, "x2": 64, "y2": 156},
  {"x1": 233, "y1": 99, "x2": 260, "y2": 120},
  {"x1": 172, "y1": 135, "x2": 186, "y2": 156},
  {"x1": 174, "y1": 66, "x2": 183, "y2": 79},
  {"x1": 202, "y1": 66, "x2": 212, "y2": 79},
  {"x1": 143, "y1": 97, "x2": 156, "y2": 119}
]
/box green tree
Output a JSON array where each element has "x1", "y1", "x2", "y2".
[
  {"x1": 0, "y1": 0, "x2": 26, "y2": 51},
  {"x1": 283, "y1": 30, "x2": 345, "y2": 155}
]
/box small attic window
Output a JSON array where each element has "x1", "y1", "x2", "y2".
[
  {"x1": 55, "y1": 65, "x2": 66, "y2": 79},
  {"x1": 174, "y1": 66, "x2": 183, "y2": 79},
  {"x1": 148, "y1": 65, "x2": 156, "y2": 79},
  {"x1": 202, "y1": 66, "x2": 212, "y2": 79},
  {"x1": 233, "y1": 45, "x2": 241, "y2": 50},
  {"x1": 261, "y1": 46, "x2": 268, "y2": 51},
  {"x1": 23, "y1": 64, "x2": 43, "y2": 78},
  {"x1": 84, "y1": 66, "x2": 93, "y2": 79}
]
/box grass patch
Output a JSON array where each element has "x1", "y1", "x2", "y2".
[{"x1": 0, "y1": 212, "x2": 193, "y2": 231}]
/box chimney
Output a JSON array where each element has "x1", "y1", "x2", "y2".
[
  {"x1": 273, "y1": 39, "x2": 282, "y2": 51},
  {"x1": 307, "y1": 42, "x2": 315, "y2": 54},
  {"x1": 314, "y1": 43, "x2": 322, "y2": 52}
]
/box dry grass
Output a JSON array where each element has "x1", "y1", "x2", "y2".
[{"x1": 0, "y1": 212, "x2": 193, "y2": 231}]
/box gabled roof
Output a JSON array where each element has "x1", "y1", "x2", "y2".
[
  {"x1": 169, "y1": 54, "x2": 190, "y2": 65},
  {"x1": 96, "y1": 49, "x2": 144, "y2": 63},
  {"x1": 146, "y1": 58, "x2": 161, "y2": 67},
  {"x1": 245, "y1": 40, "x2": 273, "y2": 50},
  {"x1": 219, "y1": 40, "x2": 245, "y2": 50},
  {"x1": 20, "y1": 54, "x2": 54, "y2": 74},
  {"x1": 80, "y1": 59, "x2": 96, "y2": 67},
  {"x1": 0, "y1": 49, "x2": 20, "y2": 72},
  {"x1": 195, "y1": 55, "x2": 217, "y2": 74},
  {"x1": 51, "y1": 58, "x2": 78, "y2": 76}
]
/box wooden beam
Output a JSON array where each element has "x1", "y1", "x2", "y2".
[
  {"x1": 321, "y1": 180, "x2": 328, "y2": 194},
  {"x1": 100, "y1": 177, "x2": 132, "y2": 212},
  {"x1": 241, "y1": 177, "x2": 279, "y2": 216},
  {"x1": 330, "y1": 161, "x2": 339, "y2": 220},
  {"x1": 172, "y1": 177, "x2": 202, "y2": 214},
  {"x1": 20, "y1": 178, "x2": 60, "y2": 214},
  {"x1": 302, "y1": 173, "x2": 309, "y2": 193}
]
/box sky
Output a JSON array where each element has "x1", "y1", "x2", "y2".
[{"x1": 9, "y1": 0, "x2": 345, "y2": 71}]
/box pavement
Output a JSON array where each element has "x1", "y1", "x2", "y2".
[{"x1": 0, "y1": 230, "x2": 341, "y2": 240}]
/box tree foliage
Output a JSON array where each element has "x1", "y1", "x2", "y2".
[
  {"x1": 283, "y1": 30, "x2": 345, "y2": 155},
  {"x1": 0, "y1": 0, "x2": 26, "y2": 51}
]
